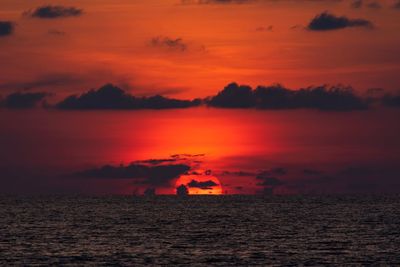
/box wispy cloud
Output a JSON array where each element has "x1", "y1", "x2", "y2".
[{"x1": 24, "y1": 5, "x2": 83, "y2": 19}]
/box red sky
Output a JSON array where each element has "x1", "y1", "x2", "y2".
[
  {"x1": 1, "y1": 0, "x2": 400, "y2": 99},
  {"x1": 1, "y1": 0, "x2": 400, "y2": 195}
]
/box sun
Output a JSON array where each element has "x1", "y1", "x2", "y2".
[{"x1": 175, "y1": 173, "x2": 223, "y2": 195}]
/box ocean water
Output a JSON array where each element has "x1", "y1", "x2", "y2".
[{"x1": 1, "y1": 195, "x2": 400, "y2": 266}]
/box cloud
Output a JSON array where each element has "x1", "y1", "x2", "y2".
[
  {"x1": 393, "y1": 0, "x2": 400, "y2": 9},
  {"x1": 290, "y1": 24, "x2": 304, "y2": 30},
  {"x1": 187, "y1": 179, "x2": 219, "y2": 189},
  {"x1": 382, "y1": 94, "x2": 400, "y2": 107},
  {"x1": 351, "y1": 0, "x2": 383, "y2": 9},
  {"x1": 0, "y1": 73, "x2": 84, "y2": 91},
  {"x1": 207, "y1": 83, "x2": 254, "y2": 108},
  {"x1": 150, "y1": 36, "x2": 188, "y2": 52},
  {"x1": 76, "y1": 163, "x2": 190, "y2": 187},
  {"x1": 207, "y1": 82, "x2": 368, "y2": 111},
  {"x1": 256, "y1": 25, "x2": 274, "y2": 32},
  {"x1": 303, "y1": 169, "x2": 324, "y2": 175},
  {"x1": 268, "y1": 167, "x2": 287, "y2": 175},
  {"x1": 56, "y1": 83, "x2": 201, "y2": 110},
  {"x1": 307, "y1": 12, "x2": 373, "y2": 31},
  {"x1": 1, "y1": 92, "x2": 47, "y2": 109},
  {"x1": 350, "y1": 0, "x2": 363, "y2": 8},
  {"x1": 366, "y1": 1, "x2": 382, "y2": 9},
  {"x1": 144, "y1": 188, "x2": 156, "y2": 196},
  {"x1": 176, "y1": 184, "x2": 189, "y2": 196},
  {"x1": 24, "y1": 5, "x2": 83, "y2": 19},
  {"x1": 257, "y1": 176, "x2": 285, "y2": 187},
  {"x1": 0, "y1": 21, "x2": 14, "y2": 37},
  {"x1": 255, "y1": 171, "x2": 285, "y2": 195},
  {"x1": 249, "y1": 163, "x2": 400, "y2": 194},
  {"x1": 136, "y1": 159, "x2": 178, "y2": 165},
  {"x1": 181, "y1": 0, "x2": 255, "y2": 4},
  {"x1": 48, "y1": 29, "x2": 66, "y2": 36},
  {"x1": 256, "y1": 162, "x2": 400, "y2": 194},
  {"x1": 220, "y1": 171, "x2": 256, "y2": 176},
  {"x1": 181, "y1": 0, "x2": 340, "y2": 4},
  {"x1": 149, "y1": 36, "x2": 206, "y2": 53}
]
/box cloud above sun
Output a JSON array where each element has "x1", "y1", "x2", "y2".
[{"x1": 2, "y1": 82, "x2": 400, "y2": 111}]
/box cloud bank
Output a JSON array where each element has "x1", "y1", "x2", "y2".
[
  {"x1": 0, "y1": 92, "x2": 47, "y2": 109},
  {"x1": 76, "y1": 163, "x2": 190, "y2": 187},
  {"x1": 207, "y1": 82, "x2": 368, "y2": 110},
  {"x1": 56, "y1": 84, "x2": 201, "y2": 110},
  {"x1": 382, "y1": 94, "x2": 400, "y2": 107},
  {"x1": 2, "y1": 82, "x2": 398, "y2": 111}
]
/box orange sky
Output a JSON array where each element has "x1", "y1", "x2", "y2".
[{"x1": 1, "y1": 0, "x2": 400, "y2": 99}]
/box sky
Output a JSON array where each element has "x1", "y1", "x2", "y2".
[{"x1": 1, "y1": 0, "x2": 400, "y2": 195}]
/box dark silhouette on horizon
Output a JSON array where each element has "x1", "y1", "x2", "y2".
[{"x1": 177, "y1": 185, "x2": 189, "y2": 197}]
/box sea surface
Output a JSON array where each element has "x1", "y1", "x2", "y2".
[{"x1": 1, "y1": 195, "x2": 400, "y2": 266}]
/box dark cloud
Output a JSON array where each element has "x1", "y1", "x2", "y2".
[
  {"x1": 351, "y1": 0, "x2": 383, "y2": 9},
  {"x1": 207, "y1": 82, "x2": 368, "y2": 111},
  {"x1": 144, "y1": 188, "x2": 156, "y2": 196},
  {"x1": 366, "y1": 1, "x2": 382, "y2": 9},
  {"x1": 181, "y1": 0, "x2": 340, "y2": 4},
  {"x1": 150, "y1": 36, "x2": 206, "y2": 53},
  {"x1": 151, "y1": 36, "x2": 188, "y2": 52},
  {"x1": 24, "y1": 5, "x2": 83, "y2": 19},
  {"x1": 220, "y1": 171, "x2": 256, "y2": 176},
  {"x1": 256, "y1": 169, "x2": 286, "y2": 193},
  {"x1": 207, "y1": 83, "x2": 254, "y2": 108},
  {"x1": 0, "y1": 73, "x2": 84, "y2": 91},
  {"x1": 171, "y1": 153, "x2": 205, "y2": 158},
  {"x1": 257, "y1": 176, "x2": 285, "y2": 187},
  {"x1": 136, "y1": 159, "x2": 178, "y2": 165},
  {"x1": 256, "y1": 171, "x2": 285, "y2": 195},
  {"x1": 187, "y1": 179, "x2": 219, "y2": 189},
  {"x1": 0, "y1": 21, "x2": 14, "y2": 37},
  {"x1": 56, "y1": 83, "x2": 201, "y2": 110},
  {"x1": 76, "y1": 163, "x2": 190, "y2": 187},
  {"x1": 264, "y1": 164, "x2": 400, "y2": 194},
  {"x1": 1, "y1": 92, "x2": 47, "y2": 109},
  {"x1": 394, "y1": 0, "x2": 400, "y2": 9},
  {"x1": 269, "y1": 167, "x2": 287, "y2": 175},
  {"x1": 176, "y1": 184, "x2": 189, "y2": 196},
  {"x1": 182, "y1": 0, "x2": 255, "y2": 4},
  {"x1": 303, "y1": 169, "x2": 324, "y2": 175},
  {"x1": 307, "y1": 12, "x2": 373, "y2": 31},
  {"x1": 382, "y1": 94, "x2": 400, "y2": 107},
  {"x1": 350, "y1": 0, "x2": 363, "y2": 8}
]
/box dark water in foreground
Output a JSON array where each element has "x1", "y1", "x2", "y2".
[{"x1": 1, "y1": 195, "x2": 400, "y2": 266}]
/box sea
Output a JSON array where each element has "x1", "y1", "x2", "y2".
[{"x1": 1, "y1": 195, "x2": 400, "y2": 266}]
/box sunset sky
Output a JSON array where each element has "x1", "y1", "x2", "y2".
[{"x1": 1, "y1": 0, "x2": 400, "y2": 195}]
